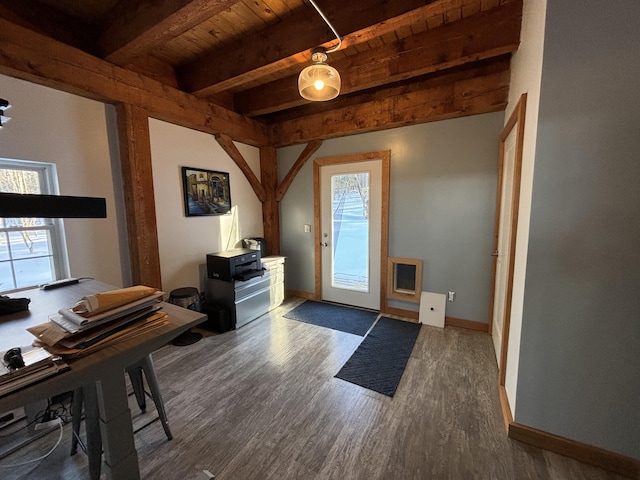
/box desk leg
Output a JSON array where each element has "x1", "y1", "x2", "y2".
[
  {"x1": 83, "y1": 383, "x2": 104, "y2": 480},
  {"x1": 96, "y1": 370, "x2": 140, "y2": 480}
]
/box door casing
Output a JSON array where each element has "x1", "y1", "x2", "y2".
[
  {"x1": 488, "y1": 93, "x2": 527, "y2": 418},
  {"x1": 313, "y1": 151, "x2": 390, "y2": 310},
  {"x1": 319, "y1": 160, "x2": 381, "y2": 309}
]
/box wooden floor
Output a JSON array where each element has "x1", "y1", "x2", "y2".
[{"x1": 0, "y1": 297, "x2": 627, "y2": 480}]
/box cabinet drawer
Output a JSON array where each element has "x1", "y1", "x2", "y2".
[
  {"x1": 234, "y1": 271, "x2": 271, "y2": 299},
  {"x1": 235, "y1": 285, "x2": 271, "y2": 328}
]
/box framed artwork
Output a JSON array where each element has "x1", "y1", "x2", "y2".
[{"x1": 182, "y1": 167, "x2": 231, "y2": 216}]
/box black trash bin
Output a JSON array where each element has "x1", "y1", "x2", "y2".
[
  {"x1": 168, "y1": 287, "x2": 203, "y2": 346},
  {"x1": 201, "y1": 301, "x2": 232, "y2": 333}
]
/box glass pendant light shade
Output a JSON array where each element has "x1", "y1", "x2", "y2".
[{"x1": 298, "y1": 50, "x2": 341, "y2": 101}]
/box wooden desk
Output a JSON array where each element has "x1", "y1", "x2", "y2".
[{"x1": 0, "y1": 280, "x2": 206, "y2": 479}]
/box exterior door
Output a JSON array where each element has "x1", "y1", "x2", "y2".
[{"x1": 319, "y1": 160, "x2": 382, "y2": 310}]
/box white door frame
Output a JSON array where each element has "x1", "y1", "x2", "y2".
[
  {"x1": 488, "y1": 93, "x2": 527, "y2": 411},
  {"x1": 313, "y1": 151, "x2": 390, "y2": 309}
]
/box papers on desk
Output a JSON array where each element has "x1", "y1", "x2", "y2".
[
  {"x1": 51, "y1": 290, "x2": 165, "y2": 333},
  {"x1": 69, "y1": 285, "x2": 157, "y2": 317},
  {"x1": 26, "y1": 286, "x2": 169, "y2": 359},
  {"x1": 0, "y1": 346, "x2": 69, "y2": 397}
]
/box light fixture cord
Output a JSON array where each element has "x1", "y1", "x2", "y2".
[{"x1": 307, "y1": 0, "x2": 342, "y2": 53}]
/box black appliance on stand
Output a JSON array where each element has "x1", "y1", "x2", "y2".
[
  {"x1": 205, "y1": 248, "x2": 272, "y2": 330},
  {"x1": 206, "y1": 248, "x2": 263, "y2": 282}
]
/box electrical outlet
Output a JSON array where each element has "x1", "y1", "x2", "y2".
[{"x1": 448, "y1": 291, "x2": 456, "y2": 302}]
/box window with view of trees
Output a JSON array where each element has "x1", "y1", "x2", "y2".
[{"x1": 0, "y1": 159, "x2": 68, "y2": 292}]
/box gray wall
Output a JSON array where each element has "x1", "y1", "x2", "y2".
[
  {"x1": 516, "y1": 1, "x2": 640, "y2": 459},
  {"x1": 279, "y1": 112, "x2": 504, "y2": 322}
]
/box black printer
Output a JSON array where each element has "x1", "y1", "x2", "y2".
[{"x1": 206, "y1": 248, "x2": 263, "y2": 282}]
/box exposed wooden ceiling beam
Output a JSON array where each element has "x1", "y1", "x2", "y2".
[
  {"x1": 237, "y1": 1, "x2": 521, "y2": 117},
  {"x1": 178, "y1": 0, "x2": 455, "y2": 96},
  {"x1": 0, "y1": 16, "x2": 267, "y2": 146},
  {"x1": 269, "y1": 57, "x2": 511, "y2": 147},
  {"x1": 0, "y1": 0, "x2": 96, "y2": 52},
  {"x1": 99, "y1": 0, "x2": 243, "y2": 65}
]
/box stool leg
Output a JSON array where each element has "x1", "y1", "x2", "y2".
[
  {"x1": 127, "y1": 367, "x2": 147, "y2": 413},
  {"x1": 70, "y1": 388, "x2": 83, "y2": 455},
  {"x1": 140, "y1": 355, "x2": 173, "y2": 441}
]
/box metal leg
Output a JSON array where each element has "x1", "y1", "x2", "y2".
[
  {"x1": 70, "y1": 388, "x2": 83, "y2": 456},
  {"x1": 70, "y1": 385, "x2": 102, "y2": 480},
  {"x1": 126, "y1": 367, "x2": 147, "y2": 413},
  {"x1": 139, "y1": 355, "x2": 173, "y2": 441}
]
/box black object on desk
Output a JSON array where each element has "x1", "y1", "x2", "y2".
[
  {"x1": 0, "y1": 295, "x2": 30, "y2": 314},
  {"x1": 40, "y1": 277, "x2": 80, "y2": 290},
  {"x1": 3, "y1": 347, "x2": 25, "y2": 369}
]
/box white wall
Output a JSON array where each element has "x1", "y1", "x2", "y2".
[
  {"x1": 148, "y1": 119, "x2": 263, "y2": 295},
  {"x1": 0, "y1": 74, "x2": 265, "y2": 295},
  {"x1": 500, "y1": 0, "x2": 547, "y2": 415},
  {"x1": 0, "y1": 74, "x2": 128, "y2": 287}
]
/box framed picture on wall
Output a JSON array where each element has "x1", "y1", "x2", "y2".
[{"x1": 181, "y1": 167, "x2": 232, "y2": 216}]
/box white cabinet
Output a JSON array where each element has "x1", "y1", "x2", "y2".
[{"x1": 262, "y1": 256, "x2": 285, "y2": 310}]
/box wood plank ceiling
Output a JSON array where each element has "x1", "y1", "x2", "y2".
[{"x1": 0, "y1": 0, "x2": 522, "y2": 147}]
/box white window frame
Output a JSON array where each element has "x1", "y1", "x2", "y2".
[{"x1": 0, "y1": 158, "x2": 70, "y2": 293}]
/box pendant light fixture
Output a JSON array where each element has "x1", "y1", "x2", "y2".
[{"x1": 298, "y1": 0, "x2": 342, "y2": 101}]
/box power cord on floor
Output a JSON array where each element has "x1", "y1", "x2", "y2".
[
  {"x1": 0, "y1": 417, "x2": 63, "y2": 468},
  {"x1": 0, "y1": 394, "x2": 72, "y2": 471},
  {"x1": 0, "y1": 396, "x2": 72, "y2": 438},
  {"x1": 0, "y1": 406, "x2": 47, "y2": 438}
]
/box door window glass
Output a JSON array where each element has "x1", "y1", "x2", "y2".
[{"x1": 330, "y1": 172, "x2": 370, "y2": 292}]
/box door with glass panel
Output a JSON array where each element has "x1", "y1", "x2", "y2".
[{"x1": 320, "y1": 160, "x2": 381, "y2": 310}]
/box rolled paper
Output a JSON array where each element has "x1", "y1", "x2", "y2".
[{"x1": 71, "y1": 285, "x2": 157, "y2": 317}]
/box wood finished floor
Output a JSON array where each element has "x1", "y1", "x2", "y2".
[{"x1": 0, "y1": 297, "x2": 627, "y2": 480}]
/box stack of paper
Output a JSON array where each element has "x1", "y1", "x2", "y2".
[
  {"x1": 27, "y1": 286, "x2": 169, "y2": 359},
  {"x1": 0, "y1": 346, "x2": 69, "y2": 397}
]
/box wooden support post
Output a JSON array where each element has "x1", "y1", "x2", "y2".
[
  {"x1": 116, "y1": 103, "x2": 162, "y2": 289},
  {"x1": 260, "y1": 146, "x2": 279, "y2": 255}
]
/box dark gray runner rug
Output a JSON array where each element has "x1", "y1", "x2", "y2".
[
  {"x1": 283, "y1": 300, "x2": 378, "y2": 336},
  {"x1": 335, "y1": 316, "x2": 421, "y2": 397}
]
